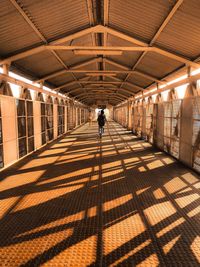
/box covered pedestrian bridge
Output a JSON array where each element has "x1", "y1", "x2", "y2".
[{"x1": 0, "y1": 1, "x2": 200, "y2": 266}]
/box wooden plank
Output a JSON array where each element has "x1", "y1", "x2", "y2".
[{"x1": 46, "y1": 45, "x2": 152, "y2": 51}]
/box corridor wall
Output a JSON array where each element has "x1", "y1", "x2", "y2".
[
  {"x1": 114, "y1": 85, "x2": 200, "y2": 173},
  {"x1": 0, "y1": 92, "x2": 89, "y2": 171}
]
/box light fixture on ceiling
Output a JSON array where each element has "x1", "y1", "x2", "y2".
[
  {"x1": 85, "y1": 73, "x2": 117, "y2": 76},
  {"x1": 73, "y1": 50, "x2": 123, "y2": 55}
]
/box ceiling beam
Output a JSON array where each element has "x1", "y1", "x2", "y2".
[
  {"x1": 150, "y1": 0, "x2": 183, "y2": 45},
  {"x1": 108, "y1": 75, "x2": 143, "y2": 91},
  {"x1": 74, "y1": 91, "x2": 126, "y2": 99},
  {"x1": 54, "y1": 76, "x2": 90, "y2": 91},
  {"x1": 72, "y1": 88, "x2": 128, "y2": 97},
  {"x1": 67, "y1": 86, "x2": 133, "y2": 96},
  {"x1": 46, "y1": 45, "x2": 152, "y2": 52},
  {"x1": 8, "y1": 0, "x2": 47, "y2": 43},
  {"x1": 105, "y1": 58, "x2": 167, "y2": 84},
  {"x1": 8, "y1": 0, "x2": 86, "y2": 93},
  {"x1": 0, "y1": 25, "x2": 103, "y2": 65},
  {"x1": 35, "y1": 69, "x2": 166, "y2": 75},
  {"x1": 1, "y1": 20, "x2": 199, "y2": 70},
  {"x1": 104, "y1": 0, "x2": 109, "y2": 26},
  {"x1": 35, "y1": 58, "x2": 99, "y2": 82},
  {"x1": 86, "y1": 0, "x2": 99, "y2": 89},
  {"x1": 119, "y1": 0, "x2": 184, "y2": 90},
  {"x1": 79, "y1": 94, "x2": 124, "y2": 101},
  {"x1": 61, "y1": 81, "x2": 142, "y2": 87},
  {"x1": 98, "y1": 25, "x2": 200, "y2": 68}
]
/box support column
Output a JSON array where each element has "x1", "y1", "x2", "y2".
[
  {"x1": 1, "y1": 64, "x2": 12, "y2": 96},
  {"x1": 3, "y1": 64, "x2": 10, "y2": 75},
  {"x1": 127, "y1": 100, "x2": 133, "y2": 130}
]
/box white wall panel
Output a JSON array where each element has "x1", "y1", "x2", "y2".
[
  {"x1": 3, "y1": 140, "x2": 18, "y2": 166},
  {"x1": 33, "y1": 101, "x2": 41, "y2": 149},
  {"x1": 54, "y1": 104, "x2": 58, "y2": 138},
  {"x1": 65, "y1": 106, "x2": 67, "y2": 132},
  {"x1": 1, "y1": 96, "x2": 18, "y2": 166}
]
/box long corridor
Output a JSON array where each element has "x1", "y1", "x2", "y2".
[{"x1": 0, "y1": 121, "x2": 200, "y2": 266}]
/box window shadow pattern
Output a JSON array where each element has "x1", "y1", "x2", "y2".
[{"x1": 0, "y1": 122, "x2": 200, "y2": 266}]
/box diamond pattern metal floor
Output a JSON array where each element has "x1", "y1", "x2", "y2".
[{"x1": 0, "y1": 122, "x2": 200, "y2": 266}]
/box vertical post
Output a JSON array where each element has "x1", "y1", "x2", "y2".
[
  {"x1": 3, "y1": 64, "x2": 10, "y2": 75},
  {"x1": 127, "y1": 100, "x2": 133, "y2": 130}
]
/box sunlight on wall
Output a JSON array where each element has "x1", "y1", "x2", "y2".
[
  {"x1": 9, "y1": 82, "x2": 21, "y2": 98},
  {"x1": 175, "y1": 83, "x2": 189, "y2": 99},
  {"x1": 161, "y1": 89, "x2": 170, "y2": 101},
  {"x1": 4, "y1": 70, "x2": 66, "y2": 99},
  {"x1": 152, "y1": 93, "x2": 158, "y2": 102},
  {"x1": 9, "y1": 71, "x2": 33, "y2": 84},
  {"x1": 191, "y1": 68, "x2": 200, "y2": 76},
  {"x1": 167, "y1": 74, "x2": 188, "y2": 85}
]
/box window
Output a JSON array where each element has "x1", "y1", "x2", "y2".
[
  {"x1": 58, "y1": 105, "x2": 65, "y2": 136},
  {"x1": 46, "y1": 103, "x2": 54, "y2": 141},
  {"x1": 27, "y1": 101, "x2": 34, "y2": 153},
  {"x1": 146, "y1": 103, "x2": 154, "y2": 143},
  {"x1": 0, "y1": 101, "x2": 3, "y2": 168},
  {"x1": 16, "y1": 99, "x2": 35, "y2": 158},
  {"x1": 192, "y1": 97, "x2": 200, "y2": 172},
  {"x1": 163, "y1": 100, "x2": 181, "y2": 158},
  {"x1": 164, "y1": 102, "x2": 172, "y2": 153},
  {"x1": 16, "y1": 100, "x2": 27, "y2": 158},
  {"x1": 41, "y1": 102, "x2": 54, "y2": 144},
  {"x1": 41, "y1": 103, "x2": 46, "y2": 145}
]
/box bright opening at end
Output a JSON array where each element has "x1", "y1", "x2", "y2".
[{"x1": 95, "y1": 108, "x2": 110, "y2": 120}]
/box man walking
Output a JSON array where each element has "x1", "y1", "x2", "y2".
[{"x1": 97, "y1": 110, "x2": 106, "y2": 138}]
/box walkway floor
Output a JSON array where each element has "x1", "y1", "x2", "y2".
[{"x1": 0, "y1": 121, "x2": 200, "y2": 267}]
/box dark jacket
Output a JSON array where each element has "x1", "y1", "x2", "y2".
[{"x1": 97, "y1": 114, "x2": 106, "y2": 126}]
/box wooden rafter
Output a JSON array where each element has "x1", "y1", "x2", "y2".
[
  {"x1": 67, "y1": 86, "x2": 133, "y2": 96},
  {"x1": 1, "y1": 22, "x2": 198, "y2": 69},
  {"x1": 0, "y1": 25, "x2": 103, "y2": 65},
  {"x1": 8, "y1": 0, "x2": 85, "y2": 92},
  {"x1": 120, "y1": 0, "x2": 184, "y2": 90},
  {"x1": 105, "y1": 58, "x2": 166, "y2": 84},
  {"x1": 108, "y1": 75, "x2": 143, "y2": 91},
  {"x1": 35, "y1": 58, "x2": 99, "y2": 82},
  {"x1": 46, "y1": 45, "x2": 152, "y2": 51}
]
